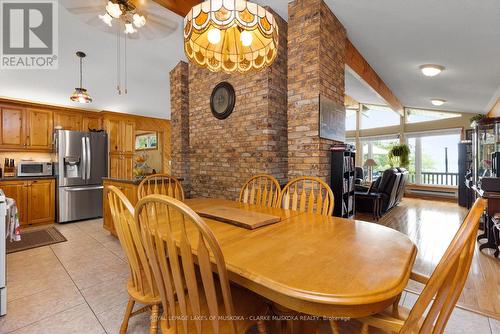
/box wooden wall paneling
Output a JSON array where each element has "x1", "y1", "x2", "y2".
[
  {"x1": 53, "y1": 110, "x2": 83, "y2": 131},
  {"x1": 1, "y1": 106, "x2": 25, "y2": 148},
  {"x1": 25, "y1": 108, "x2": 53, "y2": 150}
]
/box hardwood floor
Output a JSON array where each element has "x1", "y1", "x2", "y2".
[{"x1": 356, "y1": 197, "x2": 500, "y2": 320}]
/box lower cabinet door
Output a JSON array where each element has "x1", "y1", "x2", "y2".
[
  {"x1": 0, "y1": 181, "x2": 28, "y2": 225},
  {"x1": 27, "y1": 179, "x2": 55, "y2": 224}
]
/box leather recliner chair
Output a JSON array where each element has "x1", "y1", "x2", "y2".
[{"x1": 355, "y1": 168, "x2": 407, "y2": 216}]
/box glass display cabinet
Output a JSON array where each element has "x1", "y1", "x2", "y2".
[{"x1": 472, "y1": 118, "x2": 500, "y2": 184}]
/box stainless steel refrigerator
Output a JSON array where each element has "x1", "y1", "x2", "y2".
[{"x1": 54, "y1": 130, "x2": 108, "y2": 223}]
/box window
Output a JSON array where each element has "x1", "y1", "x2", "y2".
[
  {"x1": 345, "y1": 108, "x2": 357, "y2": 131},
  {"x1": 360, "y1": 136, "x2": 400, "y2": 178},
  {"x1": 406, "y1": 108, "x2": 461, "y2": 124},
  {"x1": 360, "y1": 104, "x2": 401, "y2": 130},
  {"x1": 406, "y1": 130, "x2": 461, "y2": 186}
]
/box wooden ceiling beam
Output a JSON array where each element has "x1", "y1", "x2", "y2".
[
  {"x1": 345, "y1": 39, "x2": 404, "y2": 115},
  {"x1": 152, "y1": 0, "x2": 200, "y2": 17}
]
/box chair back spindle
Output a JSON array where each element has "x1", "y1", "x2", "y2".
[
  {"x1": 136, "y1": 195, "x2": 239, "y2": 334},
  {"x1": 279, "y1": 177, "x2": 334, "y2": 216},
  {"x1": 239, "y1": 174, "x2": 281, "y2": 208},
  {"x1": 137, "y1": 174, "x2": 185, "y2": 200}
]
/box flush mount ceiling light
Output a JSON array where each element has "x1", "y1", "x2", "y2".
[
  {"x1": 98, "y1": 0, "x2": 146, "y2": 35},
  {"x1": 420, "y1": 64, "x2": 445, "y2": 77},
  {"x1": 184, "y1": 0, "x2": 279, "y2": 73},
  {"x1": 431, "y1": 99, "x2": 446, "y2": 106},
  {"x1": 70, "y1": 51, "x2": 92, "y2": 104}
]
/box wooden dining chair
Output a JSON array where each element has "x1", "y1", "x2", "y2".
[
  {"x1": 137, "y1": 174, "x2": 184, "y2": 200},
  {"x1": 107, "y1": 186, "x2": 162, "y2": 334},
  {"x1": 278, "y1": 176, "x2": 334, "y2": 216},
  {"x1": 329, "y1": 198, "x2": 486, "y2": 334},
  {"x1": 135, "y1": 194, "x2": 270, "y2": 334},
  {"x1": 239, "y1": 174, "x2": 281, "y2": 208}
]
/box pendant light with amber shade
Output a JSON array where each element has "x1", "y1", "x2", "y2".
[
  {"x1": 70, "y1": 51, "x2": 93, "y2": 104},
  {"x1": 184, "y1": 0, "x2": 279, "y2": 73}
]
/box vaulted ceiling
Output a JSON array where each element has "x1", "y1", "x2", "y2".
[{"x1": 0, "y1": 0, "x2": 498, "y2": 118}]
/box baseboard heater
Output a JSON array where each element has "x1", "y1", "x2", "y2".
[{"x1": 405, "y1": 188, "x2": 457, "y2": 199}]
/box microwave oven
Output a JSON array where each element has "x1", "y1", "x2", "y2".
[{"x1": 17, "y1": 161, "x2": 53, "y2": 177}]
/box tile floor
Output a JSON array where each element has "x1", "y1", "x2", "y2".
[{"x1": 0, "y1": 219, "x2": 498, "y2": 334}]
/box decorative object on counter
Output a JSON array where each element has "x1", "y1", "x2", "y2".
[
  {"x1": 133, "y1": 153, "x2": 151, "y2": 178},
  {"x1": 3, "y1": 159, "x2": 15, "y2": 178},
  {"x1": 210, "y1": 82, "x2": 235, "y2": 120},
  {"x1": 388, "y1": 144, "x2": 410, "y2": 169},
  {"x1": 363, "y1": 158, "x2": 378, "y2": 182},
  {"x1": 70, "y1": 51, "x2": 93, "y2": 104},
  {"x1": 135, "y1": 132, "x2": 158, "y2": 150},
  {"x1": 184, "y1": 0, "x2": 279, "y2": 73}
]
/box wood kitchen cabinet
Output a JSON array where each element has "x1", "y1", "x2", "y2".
[
  {"x1": 25, "y1": 108, "x2": 53, "y2": 150},
  {"x1": 82, "y1": 115, "x2": 103, "y2": 131},
  {"x1": 109, "y1": 153, "x2": 134, "y2": 179},
  {"x1": 0, "y1": 106, "x2": 53, "y2": 151},
  {"x1": 0, "y1": 178, "x2": 55, "y2": 226},
  {"x1": 53, "y1": 111, "x2": 83, "y2": 131},
  {"x1": 105, "y1": 117, "x2": 135, "y2": 154},
  {"x1": 1, "y1": 106, "x2": 25, "y2": 148},
  {"x1": 103, "y1": 179, "x2": 138, "y2": 235}
]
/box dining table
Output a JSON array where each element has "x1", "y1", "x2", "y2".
[{"x1": 168, "y1": 198, "x2": 417, "y2": 320}]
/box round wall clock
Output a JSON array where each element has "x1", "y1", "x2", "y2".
[{"x1": 210, "y1": 82, "x2": 235, "y2": 120}]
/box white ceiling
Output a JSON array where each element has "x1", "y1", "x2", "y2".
[
  {"x1": 0, "y1": 1, "x2": 185, "y2": 119},
  {"x1": 256, "y1": 0, "x2": 500, "y2": 114},
  {"x1": 1, "y1": 0, "x2": 499, "y2": 118}
]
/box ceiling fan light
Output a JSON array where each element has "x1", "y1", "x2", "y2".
[
  {"x1": 420, "y1": 64, "x2": 445, "y2": 77},
  {"x1": 133, "y1": 13, "x2": 146, "y2": 28},
  {"x1": 106, "y1": 1, "x2": 122, "y2": 19},
  {"x1": 124, "y1": 23, "x2": 136, "y2": 34},
  {"x1": 70, "y1": 88, "x2": 93, "y2": 104},
  {"x1": 431, "y1": 99, "x2": 446, "y2": 106},
  {"x1": 98, "y1": 13, "x2": 113, "y2": 27}
]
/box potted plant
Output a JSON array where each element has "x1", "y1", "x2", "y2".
[{"x1": 388, "y1": 144, "x2": 410, "y2": 169}]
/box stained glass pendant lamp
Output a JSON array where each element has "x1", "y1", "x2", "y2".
[
  {"x1": 184, "y1": 0, "x2": 279, "y2": 73},
  {"x1": 70, "y1": 51, "x2": 93, "y2": 104}
]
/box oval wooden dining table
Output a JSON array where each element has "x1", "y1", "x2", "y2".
[{"x1": 168, "y1": 198, "x2": 417, "y2": 319}]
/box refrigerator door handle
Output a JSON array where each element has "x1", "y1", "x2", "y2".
[
  {"x1": 64, "y1": 186, "x2": 104, "y2": 192},
  {"x1": 81, "y1": 137, "x2": 87, "y2": 180},
  {"x1": 86, "y1": 136, "x2": 91, "y2": 180}
]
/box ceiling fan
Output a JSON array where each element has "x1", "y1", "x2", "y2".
[{"x1": 60, "y1": 0, "x2": 179, "y2": 40}]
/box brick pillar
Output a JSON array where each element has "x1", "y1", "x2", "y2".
[
  {"x1": 170, "y1": 61, "x2": 190, "y2": 196},
  {"x1": 287, "y1": 0, "x2": 346, "y2": 182}
]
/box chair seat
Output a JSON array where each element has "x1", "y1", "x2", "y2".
[{"x1": 160, "y1": 283, "x2": 268, "y2": 334}]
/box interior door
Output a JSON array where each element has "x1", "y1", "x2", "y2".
[{"x1": 86, "y1": 132, "x2": 108, "y2": 185}]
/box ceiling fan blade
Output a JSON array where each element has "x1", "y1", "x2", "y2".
[{"x1": 146, "y1": 12, "x2": 178, "y2": 30}]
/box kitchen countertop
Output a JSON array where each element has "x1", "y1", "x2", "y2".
[
  {"x1": 0, "y1": 175, "x2": 56, "y2": 181},
  {"x1": 102, "y1": 176, "x2": 184, "y2": 185}
]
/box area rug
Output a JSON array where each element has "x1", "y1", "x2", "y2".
[{"x1": 6, "y1": 226, "x2": 67, "y2": 254}]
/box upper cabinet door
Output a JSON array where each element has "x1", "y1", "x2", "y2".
[
  {"x1": 25, "y1": 108, "x2": 53, "y2": 150},
  {"x1": 53, "y1": 111, "x2": 83, "y2": 131},
  {"x1": 1, "y1": 106, "x2": 25, "y2": 148},
  {"x1": 105, "y1": 118, "x2": 122, "y2": 153},
  {"x1": 83, "y1": 115, "x2": 103, "y2": 131},
  {"x1": 122, "y1": 120, "x2": 135, "y2": 153}
]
